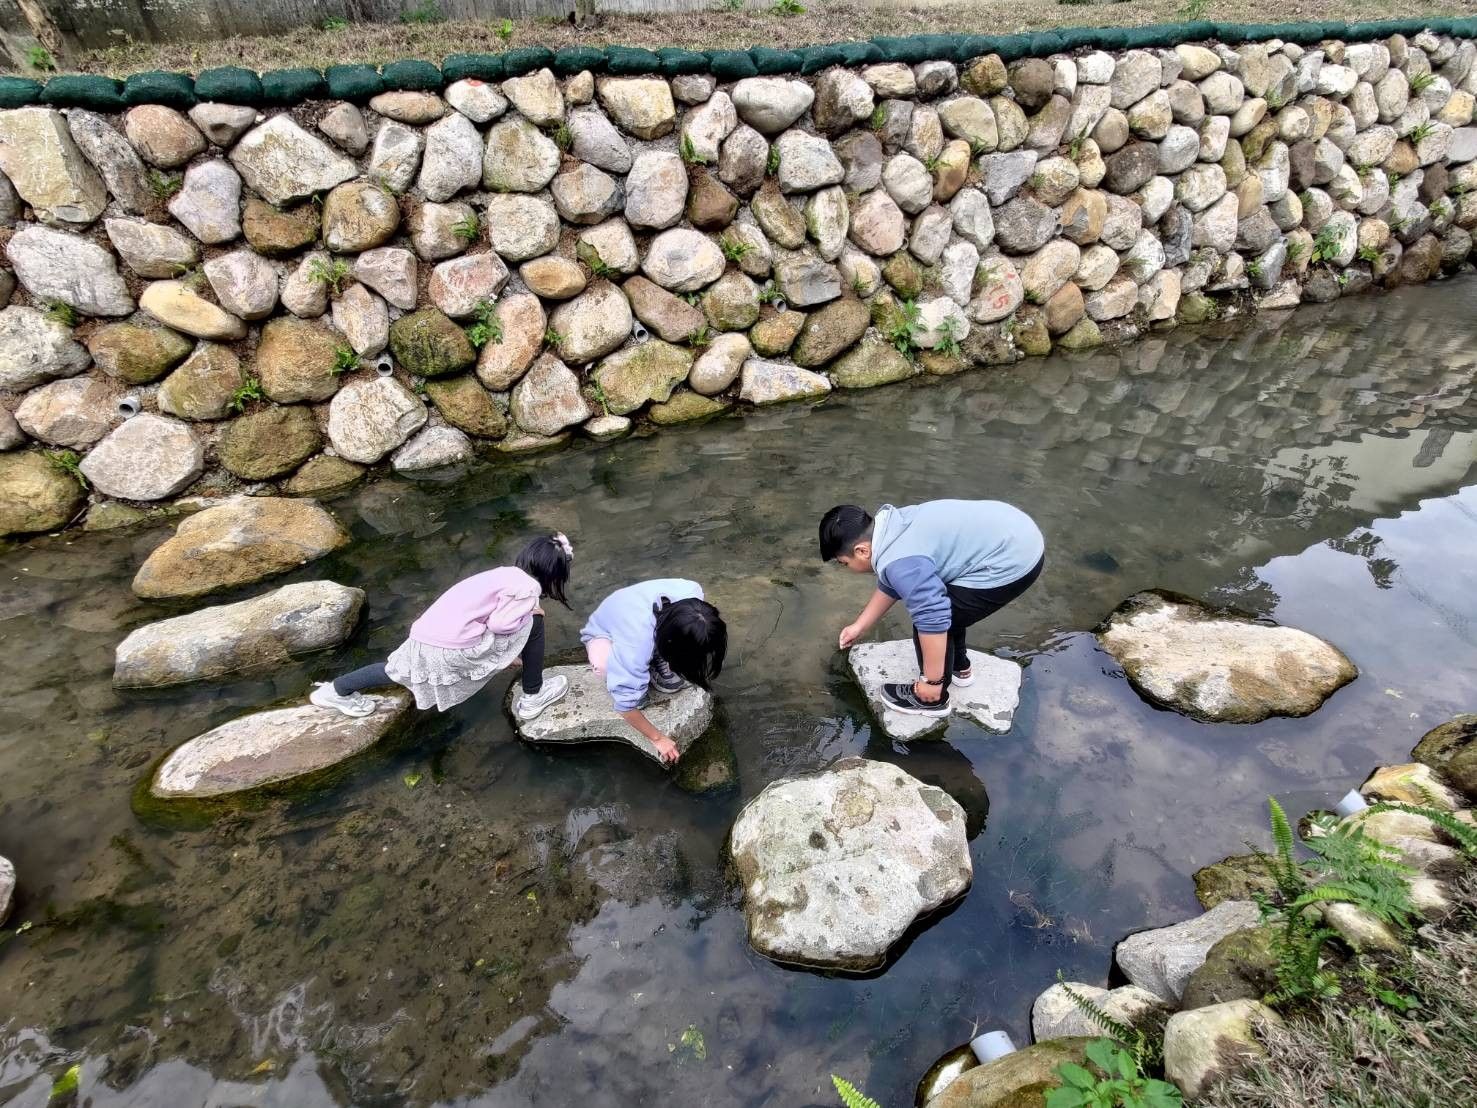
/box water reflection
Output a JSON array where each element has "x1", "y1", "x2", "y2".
[{"x1": 2, "y1": 279, "x2": 1477, "y2": 1106}]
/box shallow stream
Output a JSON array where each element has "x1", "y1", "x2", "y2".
[{"x1": 3, "y1": 280, "x2": 1477, "y2": 1107}]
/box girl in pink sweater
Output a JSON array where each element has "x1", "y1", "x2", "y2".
[{"x1": 311, "y1": 534, "x2": 574, "y2": 721}]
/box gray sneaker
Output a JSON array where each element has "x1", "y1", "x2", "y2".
[
  {"x1": 514, "y1": 674, "x2": 569, "y2": 721},
  {"x1": 649, "y1": 655, "x2": 685, "y2": 695}
]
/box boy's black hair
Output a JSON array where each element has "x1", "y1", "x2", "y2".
[
  {"x1": 654, "y1": 597, "x2": 727, "y2": 690},
  {"x1": 515, "y1": 534, "x2": 572, "y2": 608},
  {"x1": 818, "y1": 504, "x2": 874, "y2": 562}
]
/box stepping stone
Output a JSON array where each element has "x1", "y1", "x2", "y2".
[
  {"x1": 729, "y1": 757, "x2": 971, "y2": 971},
  {"x1": 510, "y1": 663, "x2": 713, "y2": 764},
  {"x1": 114, "y1": 580, "x2": 363, "y2": 687},
  {"x1": 150, "y1": 690, "x2": 411, "y2": 799},
  {"x1": 1096, "y1": 589, "x2": 1356, "y2": 723},
  {"x1": 847, "y1": 640, "x2": 1022, "y2": 741},
  {"x1": 1031, "y1": 981, "x2": 1168, "y2": 1042},
  {"x1": 1113, "y1": 899, "x2": 1261, "y2": 1003}
]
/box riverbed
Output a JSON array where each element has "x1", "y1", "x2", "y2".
[{"x1": 2, "y1": 279, "x2": 1476, "y2": 1107}]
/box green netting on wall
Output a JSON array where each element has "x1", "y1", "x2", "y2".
[
  {"x1": 381, "y1": 59, "x2": 441, "y2": 90},
  {"x1": 39, "y1": 74, "x2": 125, "y2": 111},
  {"x1": 0, "y1": 77, "x2": 43, "y2": 109},
  {"x1": 123, "y1": 71, "x2": 195, "y2": 108},
  {"x1": 193, "y1": 66, "x2": 263, "y2": 105},
  {"x1": 325, "y1": 63, "x2": 384, "y2": 101},
  {"x1": 261, "y1": 68, "x2": 327, "y2": 104},
  {"x1": 442, "y1": 54, "x2": 504, "y2": 82},
  {"x1": 27, "y1": 17, "x2": 1477, "y2": 111}
]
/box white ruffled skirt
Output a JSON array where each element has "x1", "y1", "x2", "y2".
[{"x1": 385, "y1": 621, "x2": 532, "y2": 712}]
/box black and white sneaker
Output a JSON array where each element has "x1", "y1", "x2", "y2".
[
  {"x1": 880, "y1": 682, "x2": 951, "y2": 717},
  {"x1": 649, "y1": 655, "x2": 686, "y2": 695}
]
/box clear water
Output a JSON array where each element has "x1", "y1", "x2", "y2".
[{"x1": 3, "y1": 280, "x2": 1477, "y2": 1108}]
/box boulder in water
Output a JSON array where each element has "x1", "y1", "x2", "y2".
[
  {"x1": 511, "y1": 663, "x2": 712, "y2": 763},
  {"x1": 1411, "y1": 714, "x2": 1477, "y2": 801},
  {"x1": 1031, "y1": 981, "x2": 1169, "y2": 1042},
  {"x1": 132, "y1": 496, "x2": 350, "y2": 600},
  {"x1": 923, "y1": 1038, "x2": 1093, "y2": 1108},
  {"x1": 151, "y1": 690, "x2": 412, "y2": 799},
  {"x1": 847, "y1": 640, "x2": 1021, "y2": 741},
  {"x1": 114, "y1": 580, "x2": 364, "y2": 687},
  {"x1": 729, "y1": 757, "x2": 971, "y2": 970},
  {"x1": 1096, "y1": 590, "x2": 1356, "y2": 723},
  {"x1": 1113, "y1": 899, "x2": 1261, "y2": 1003}
]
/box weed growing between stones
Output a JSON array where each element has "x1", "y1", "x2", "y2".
[
  {"x1": 1048, "y1": 1038, "x2": 1182, "y2": 1108},
  {"x1": 496, "y1": 18, "x2": 513, "y2": 41},
  {"x1": 579, "y1": 244, "x2": 618, "y2": 280},
  {"x1": 543, "y1": 326, "x2": 564, "y2": 352},
  {"x1": 766, "y1": 145, "x2": 781, "y2": 177},
  {"x1": 465, "y1": 300, "x2": 502, "y2": 349},
  {"x1": 935, "y1": 313, "x2": 963, "y2": 358},
  {"x1": 1311, "y1": 224, "x2": 1346, "y2": 266},
  {"x1": 883, "y1": 299, "x2": 923, "y2": 358},
  {"x1": 1357, "y1": 244, "x2": 1381, "y2": 264},
  {"x1": 719, "y1": 232, "x2": 752, "y2": 263},
  {"x1": 45, "y1": 449, "x2": 88, "y2": 489},
  {"x1": 1409, "y1": 70, "x2": 1437, "y2": 93},
  {"x1": 868, "y1": 105, "x2": 886, "y2": 131},
  {"x1": 306, "y1": 256, "x2": 351, "y2": 295},
  {"x1": 1409, "y1": 121, "x2": 1436, "y2": 145},
  {"x1": 757, "y1": 282, "x2": 783, "y2": 306},
  {"x1": 552, "y1": 123, "x2": 572, "y2": 152},
  {"x1": 228, "y1": 376, "x2": 265, "y2": 414},
  {"x1": 331, "y1": 344, "x2": 359, "y2": 374},
  {"x1": 680, "y1": 133, "x2": 709, "y2": 166},
  {"x1": 146, "y1": 170, "x2": 181, "y2": 201},
  {"x1": 44, "y1": 301, "x2": 78, "y2": 327},
  {"x1": 451, "y1": 211, "x2": 480, "y2": 242},
  {"x1": 690, "y1": 325, "x2": 714, "y2": 349},
  {"x1": 25, "y1": 45, "x2": 55, "y2": 71},
  {"x1": 590, "y1": 378, "x2": 611, "y2": 416}
]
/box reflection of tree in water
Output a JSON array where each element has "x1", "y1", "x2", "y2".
[{"x1": 1327, "y1": 529, "x2": 1401, "y2": 590}]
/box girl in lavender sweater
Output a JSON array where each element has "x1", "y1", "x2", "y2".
[{"x1": 311, "y1": 534, "x2": 574, "y2": 721}]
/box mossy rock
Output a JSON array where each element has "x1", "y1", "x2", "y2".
[
  {"x1": 830, "y1": 338, "x2": 914, "y2": 389},
  {"x1": 1193, "y1": 852, "x2": 1278, "y2": 909},
  {"x1": 700, "y1": 272, "x2": 761, "y2": 332},
  {"x1": 792, "y1": 298, "x2": 870, "y2": 368},
  {"x1": 255, "y1": 318, "x2": 343, "y2": 403},
  {"x1": 918, "y1": 349, "x2": 966, "y2": 376},
  {"x1": 1177, "y1": 292, "x2": 1219, "y2": 325},
  {"x1": 592, "y1": 340, "x2": 693, "y2": 416},
  {"x1": 423, "y1": 374, "x2": 508, "y2": 438},
  {"x1": 284, "y1": 455, "x2": 366, "y2": 496},
  {"x1": 1056, "y1": 317, "x2": 1102, "y2": 351},
  {"x1": 87, "y1": 324, "x2": 192, "y2": 385},
  {"x1": 157, "y1": 344, "x2": 244, "y2": 421},
  {"x1": 648, "y1": 389, "x2": 730, "y2": 425},
  {"x1": 242, "y1": 199, "x2": 321, "y2": 257},
  {"x1": 882, "y1": 252, "x2": 925, "y2": 298},
  {"x1": 388, "y1": 309, "x2": 476, "y2": 379},
  {"x1": 217, "y1": 405, "x2": 323, "y2": 480},
  {"x1": 749, "y1": 310, "x2": 805, "y2": 356},
  {"x1": 0, "y1": 451, "x2": 86, "y2": 537},
  {"x1": 1012, "y1": 307, "x2": 1052, "y2": 357},
  {"x1": 1180, "y1": 925, "x2": 1279, "y2": 1011},
  {"x1": 926, "y1": 1038, "x2": 1092, "y2": 1108},
  {"x1": 1411, "y1": 714, "x2": 1477, "y2": 800}
]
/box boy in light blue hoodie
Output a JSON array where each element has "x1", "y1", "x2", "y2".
[
  {"x1": 580, "y1": 579, "x2": 727, "y2": 765},
  {"x1": 818, "y1": 500, "x2": 1044, "y2": 718}
]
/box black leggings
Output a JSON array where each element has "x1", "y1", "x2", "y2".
[
  {"x1": 910, "y1": 557, "x2": 1043, "y2": 691},
  {"x1": 334, "y1": 615, "x2": 548, "y2": 697}
]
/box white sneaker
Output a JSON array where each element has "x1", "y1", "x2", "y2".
[
  {"x1": 514, "y1": 674, "x2": 569, "y2": 721},
  {"x1": 952, "y1": 667, "x2": 976, "y2": 688},
  {"x1": 310, "y1": 682, "x2": 376, "y2": 718}
]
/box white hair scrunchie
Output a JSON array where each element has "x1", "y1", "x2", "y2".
[{"x1": 553, "y1": 532, "x2": 574, "y2": 559}]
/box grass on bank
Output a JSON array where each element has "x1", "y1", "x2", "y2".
[
  {"x1": 13, "y1": 0, "x2": 1466, "y2": 77},
  {"x1": 1200, "y1": 870, "x2": 1477, "y2": 1107}
]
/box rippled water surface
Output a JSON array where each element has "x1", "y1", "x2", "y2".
[{"x1": 4, "y1": 280, "x2": 1477, "y2": 1107}]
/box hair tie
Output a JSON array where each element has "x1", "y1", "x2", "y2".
[{"x1": 553, "y1": 532, "x2": 574, "y2": 560}]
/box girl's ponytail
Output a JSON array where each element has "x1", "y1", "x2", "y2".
[{"x1": 514, "y1": 533, "x2": 573, "y2": 608}]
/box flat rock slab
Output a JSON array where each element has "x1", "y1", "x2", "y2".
[
  {"x1": 729, "y1": 757, "x2": 972, "y2": 971},
  {"x1": 511, "y1": 663, "x2": 712, "y2": 764},
  {"x1": 1096, "y1": 589, "x2": 1356, "y2": 723},
  {"x1": 114, "y1": 580, "x2": 364, "y2": 688},
  {"x1": 847, "y1": 641, "x2": 1022, "y2": 740},
  {"x1": 1114, "y1": 899, "x2": 1261, "y2": 1003},
  {"x1": 151, "y1": 689, "x2": 411, "y2": 799}
]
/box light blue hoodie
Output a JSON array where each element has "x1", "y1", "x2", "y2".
[
  {"x1": 872, "y1": 500, "x2": 1044, "y2": 632},
  {"x1": 580, "y1": 579, "x2": 704, "y2": 712}
]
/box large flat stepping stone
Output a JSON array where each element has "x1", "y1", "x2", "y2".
[
  {"x1": 1113, "y1": 899, "x2": 1261, "y2": 1003},
  {"x1": 114, "y1": 580, "x2": 363, "y2": 687},
  {"x1": 1096, "y1": 589, "x2": 1356, "y2": 723},
  {"x1": 729, "y1": 757, "x2": 971, "y2": 971},
  {"x1": 847, "y1": 640, "x2": 1022, "y2": 741},
  {"x1": 150, "y1": 689, "x2": 411, "y2": 799},
  {"x1": 132, "y1": 496, "x2": 350, "y2": 600},
  {"x1": 511, "y1": 663, "x2": 713, "y2": 764}
]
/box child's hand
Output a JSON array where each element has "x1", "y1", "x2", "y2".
[
  {"x1": 651, "y1": 735, "x2": 680, "y2": 765},
  {"x1": 838, "y1": 622, "x2": 864, "y2": 650}
]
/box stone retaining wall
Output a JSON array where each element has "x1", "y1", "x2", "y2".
[{"x1": 2, "y1": 23, "x2": 1477, "y2": 538}]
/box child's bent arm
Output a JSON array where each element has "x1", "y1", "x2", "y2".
[
  {"x1": 620, "y1": 707, "x2": 680, "y2": 765},
  {"x1": 840, "y1": 589, "x2": 897, "y2": 648}
]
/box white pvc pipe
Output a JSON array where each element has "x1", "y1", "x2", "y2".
[
  {"x1": 117, "y1": 395, "x2": 141, "y2": 417},
  {"x1": 1334, "y1": 789, "x2": 1369, "y2": 817},
  {"x1": 632, "y1": 321, "x2": 650, "y2": 342},
  {"x1": 373, "y1": 353, "x2": 394, "y2": 377},
  {"x1": 969, "y1": 1031, "x2": 1016, "y2": 1064}
]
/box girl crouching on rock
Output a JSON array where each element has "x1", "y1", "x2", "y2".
[
  {"x1": 580, "y1": 579, "x2": 727, "y2": 766},
  {"x1": 311, "y1": 533, "x2": 575, "y2": 722}
]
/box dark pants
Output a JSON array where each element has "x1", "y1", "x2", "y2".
[
  {"x1": 335, "y1": 616, "x2": 547, "y2": 697},
  {"x1": 910, "y1": 557, "x2": 1043, "y2": 691}
]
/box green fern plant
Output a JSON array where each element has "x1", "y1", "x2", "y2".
[
  {"x1": 1057, "y1": 974, "x2": 1160, "y2": 1069},
  {"x1": 46, "y1": 449, "x2": 88, "y2": 490},
  {"x1": 590, "y1": 377, "x2": 611, "y2": 416},
  {"x1": 831, "y1": 1075, "x2": 881, "y2": 1108},
  {"x1": 1284, "y1": 239, "x2": 1308, "y2": 266},
  {"x1": 307, "y1": 256, "x2": 352, "y2": 295},
  {"x1": 1367, "y1": 799, "x2": 1477, "y2": 857},
  {"x1": 758, "y1": 282, "x2": 783, "y2": 306},
  {"x1": 543, "y1": 326, "x2": 565, "y2": 350},
  {"x1": 147, "y1": 170, "x2": 181, "y2": 201},
  {"x1": 720, "y1": 233, "x2": 752, "y2": 263}
]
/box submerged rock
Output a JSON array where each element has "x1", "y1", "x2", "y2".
[
  {"x1": 1361, "y1": 761, "x2": 1463, "y2": 810},
  {"x1": 1192, "y1": 852, "x2": 1278, "y2": 909},
  {"x1": 1163, "y1": 999, "x2": 1280, "y2": 1099},
  {"x1": 1031, "y1": 982, "x2": 1168, "y2": 1042},
  {"x1": 151, "y1": 689, "x2": 411, "y2": 799},
  {"x1": 1096, "y1": 590, "x2": 1356, "y2": 723},
  {"x1": 132, "y1": 497, "x2": 350, "y2": 600},
  {"x1": 1114, "y1": 899, "x2": 1261, "y2": 1003},
  {"x1": 511, "y1": 663, "x2": 712, "y2": 763},
  {"x1": 924, "y1": 1038, "x2": 1092, "y2": 1108},
  {"x1": 114, "y1": 581, "x2": 364, "y2": 687},
  {"x1": 847, "y1": 640, "x2": 1022, "y2": 741},
  {"x1": 729, "y1": 757, "x2": 971, "y2": 970}
]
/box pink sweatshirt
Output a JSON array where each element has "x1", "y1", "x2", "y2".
[{"x1": 407, "y1": 567, "x2": 541, "y2": 649}]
